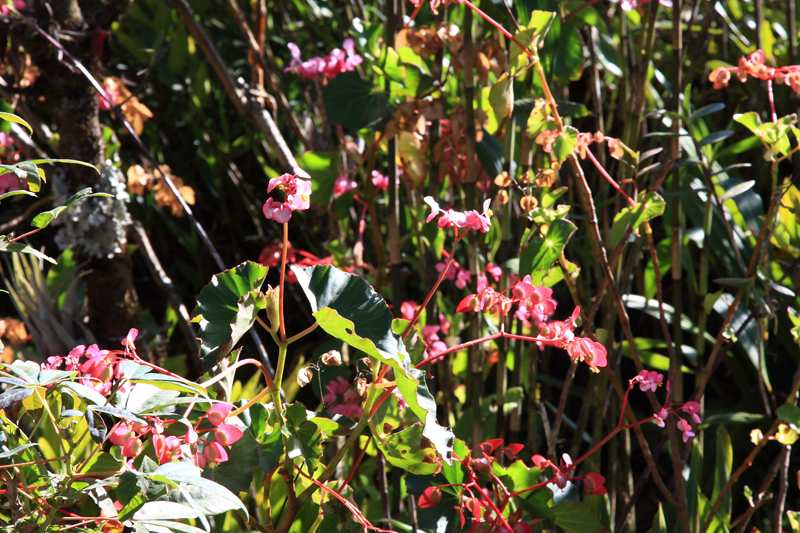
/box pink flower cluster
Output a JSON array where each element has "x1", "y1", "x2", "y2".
[
  {"x1": 437, "y1": 255, "x2": 471, "y2": 289},
  {"x1": 424, "y1": 196, "x2": 492, "y2": 233},
  {"x1": 709, "y1": 49, "x2": 800, "y2": 93},
  {"x1": 263, "y1": 173, "x2": 311, "y2": 223},
  {"x1": 44, "y1": 331, "x2": 143, "y2": 396},
  {"x1": 371, "y1": 170, "x2": 390, "y2": 192},
  {"x1": 284, "y1": 38, "x2": 363, "y2": 80},
  {"x1": 422, "y1": 314, "x2": 451, "y2": 364},
  {"x1": 323, "y1": 376, "x2": 365, "y2": 419},
  {"x1": 108, "y1": 402, "x2": 243, "y2": 468},
  {"x1": 457, "y1": 276, "x2": 608, "y2": 371},
  {"x1": 630, "y1": 370, "x2": 702, "y2": 443}
]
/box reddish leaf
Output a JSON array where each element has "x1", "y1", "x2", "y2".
[
  {"x1": 479, "y1": 438, "x2": 505, "y2": 455},
  {"x1": 419, "y1": 486, "x2": 442, "y2": 508},
  {"x1": 503, "y1": 443, "x2": 524, "y2": 460}
]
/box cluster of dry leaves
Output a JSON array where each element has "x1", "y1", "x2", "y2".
[
  {"x1": 127, "y1": 165, "x2": 196, "y2": 217},
  {"x1": 100, "y1": 77, "x2": 154, "y2": 136}
]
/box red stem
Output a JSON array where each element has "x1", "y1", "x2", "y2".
[
  {"x1": 459, "y1": 0, "x2": 536, "y2": 63},
  {"x1": 338, "y1": 435, "x2": 371, "y2": 494},
  {"x1": 585, "y1": 148, "x2": 636, "y2": 206},
  {"x1": 402, "y1": 230, "x2": 461, "y2": 339}
]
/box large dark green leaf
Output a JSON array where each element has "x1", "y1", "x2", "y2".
[
  {"x1": 192, "y1": 261, "x2": 268, "y2": 371},
  {"x1": 322, "y1": 72, "x2": 393, "y2": 131},
  {"x1": 476, "y1": 127, "x2": 505, "y2": 180},
  {"x1": 519, "y1": 219, "x2": 577, "y2": 284},
  {"x1": 292, "y1": 265, "x2": 454, "y2": 464},
  {"x1": 202, "y1": 427, "x2": 261, "y2": 495},
  {"x1": 553, "y1": 25, "x2": 584, "y2": 83},
  {"x1": 406, "y1": 473, "x2": 470, "y2": 533}
]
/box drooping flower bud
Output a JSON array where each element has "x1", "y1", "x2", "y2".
[
  {"x1": 297, "y1": 367, "x2": 314, "y2": 387},
  {"x1": 215, "y1": 424, "x2": 244, "y2": 446},
  {"x1": 204, "y1": 442, "x2": 229, "y2": 463},
  {"x1": 207, "y1": 403, "x2": 233, "y2": 426}
]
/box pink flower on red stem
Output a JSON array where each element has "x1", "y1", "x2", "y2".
[
  {"x1": 653, "y1": 408, "x2": 669, "y2": 428},
  {"x1": 263, "y1": 174, "x2": 311, "y2": 223},
  {"x1": 583, "y1": 472, "x2": 607, "y2": 496},
  {"x1": 436, "y1": 258, "x2": 471, "y2": 289},
  {"x1": 333, "y1": 173, "x2": 358, "y2": 197},
  {"x1": 109, "y1": 422, "x2": 134, "y2": 446},
  {"x1": 121, "y1": 437, "x2": 143, "y2": 458},
  {"x1": 632, "y1": 370, "x2": 664, "y2": 392},
  {"x1": 564, "y1": 337, "x2": 608, "y2": 372},
  {"x1": 423, "y1": 196, "x2": 493, "y2": 232},
  {"x1": 677, "y1": 419, "x2": 696, "y2": 443},
  {"x1": 284, "y1": 38, "x2": 363, "y2": 80},
  {"x1": 682, "y1": 401, "x2": 702, "y2": 424}
]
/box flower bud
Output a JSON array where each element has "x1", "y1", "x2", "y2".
[
  {"x1": 320, "y1": 350, "x2": 342, "y2": 366},
  {"x1": 215, "y1": 424, "x2": 244, "y2": 446},
  {"x1": 297, "y1": 367, "x2": 314, "y2": 387},
  {"x1": 122, "y1": 437, "x2": 143, "y2": 458},
  {"x1": 264, "y1": 286, "x2": 281, "y2": 331},
  {"x1": 207, "y1": 403, "x2": 233, "y2": 426}
]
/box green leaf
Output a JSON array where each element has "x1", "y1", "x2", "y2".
[
  {"x1": 712, "y1": 425, "x2": 733, "y2": 523},
  {"x1": 405, "y1": 473, "x2": 470, "y2": 533},
  {"x1": 192, "y1": 261, "x2": 269, "y2": 371},
  {"x1": 719, "y1": 180, "x2": 755, "y2": 202},
  {"x1": 476, "y1": 127, "x2": 505, "y2": 180},
  {"x1": 0, "y1": 190, "x2": 36, "y2": 201},
  {"x1": 610, "y1": 192, "x2": 666, "y2": 248},
  {"x1": 296, "y1": 150, "x2": 339, "y2": 207},
  {"x1": 322, "y1": 72, "x2": 393, "y2": 131},
  {"x1": 713, "y1": 277, "x2": 753, "y2": 288},
  {"x1": 202, "y1": 426, "x2": 261, "y2": 494},
  {"x1": 778, "y1": 404, "x2": 800, "y2": 427},
  {"x1": 698, "y1": 130, "x2": 735, "y2": 148},
  {"x1": 691, "y1": 103, "x2": 726, "y2": 121},
  {"x1": 496, "y1": 461, "x2": 553, "y2": 519},
  {"x1": 0, "y1": 112, "x2": 32, "y2": 135},
  {"x1": 553, "y1": 500, "x2": 608, "y2": 533},
  {"x1": 257, "y1": 428, "x2": 284, "y2": 473},
  {"x1": 519, "y1": 219, "x2": 577, "y2": 284},
  {"x1": 489, "y1": 73, "x2": 514, "y2": 120},
  {"x1": 31, "y1": 188, "x2": 112, "y2": 229},
  {"x1": 150, "y1": 462, "x2": 248, "y2": 519},
  {"x1": 593, "y1": 32, "x2": 622, "y2": 77},
  {"x1": 292, "y1": 265, "x2": 454, "y2": 464},
  {"x1": 733, "y1": 112, "x2": 762, "y2": 135},
  {"x1": 79, "y1": 452, "x2": 122, "y2": 474},
  {"x1": 0, "y1": 237, "x2": 56, "y2": 264},
  {"x1": 283, "y1": 402, "x2": 322, "y2": 473},
  {"x1": 118, "y1": 472, "x2": 166, "y2": 521},
  {"x1": 553, "y1": 25, "x2": 584, "y2": 83},
  {"x1": 651, "y1": 503, "x2": 668, "y2": 533},
  {"x1": 28, "y1": 159, "x2": 99, "y2": 172},
  {"x1": 378, "y1": 423, "x2": 440, "y2": 475},
  {"x1": 61, "y1": 381, "x2": 108, "y2": 406},
  {"x1": 553, "y1": 126, "x2": 579, "y2": 163}
]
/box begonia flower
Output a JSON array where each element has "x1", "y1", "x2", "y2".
[
  {"x1": 204, "y1": 442, "x2": 229, "y2": 463},
  {"x1": 682, "y1": 401, "x2": 702, "y2": 425},
  {"x1": 677, "y1": 419, "x2": 696, "y2": 443},
  {"x1": 215, "y1": 424, "x2": 244, "y2": 447},
  {"x1": 583, "y1": 473, "x2": 607, "y2": 496},
  {"x1": 263, "y1": 173, "x2": 311, "y2": 223},
  {"x1": 207, "y1": 403, "x2": 233, "y2": 426}
]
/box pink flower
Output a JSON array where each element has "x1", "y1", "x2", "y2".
[
  {"x1": 109, "y1": 422, "x2": 134, "y2": 446},
  {"x1": 371, "y1": 170, "x2": 389, "y2": 191},
  {"x1": 333, "y1": 174, "x2": 357, "y2": 197},
  {"x1": 653, "y1": 408, "x2": 668, "y2": 428},
  {"x1": 122, "y1": 437, "x2": 142, "y2": 458},
  {"x1": 633, "y1": 370, "x2": 664, "y2": 393},
  {"x1": 423, "y1": 196, "x2": 493, "y2": 233},
  {"x1": 401, "y1": 301, "x2": 417, "y2": 321},
  {"x1": 484, "y1": 262, "x2": 502, "y2": 283},
  {"x1": 284, "y1": 39, "x2": 362, "y2": 80},
  {"x1": 564, "y1": 337, "x2": 608, "y2": 372},
  {"x1": 677, "y1": 419, "x2": 695, "y2": 443},
  {"x1": 682, "y1": 401, "x2": 702, "y2": 425},
  {"x1": 263, "y1": 174, "x2": 312, "y2": 223},
  {"x1": 322, "y1": 376, "x2": 365, "y2": 419}
]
